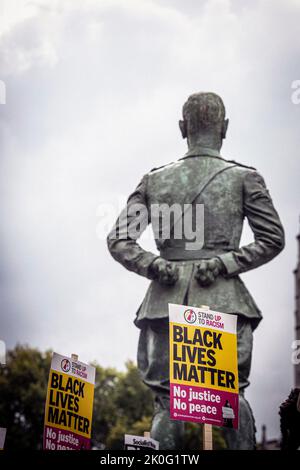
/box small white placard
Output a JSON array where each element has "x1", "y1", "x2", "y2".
[
  {"x1": 124, "y1": 434, "x2": 159, "y2": 450},
  {"x1": 222, "y1": 407, "x2": 235, "y2": 419}
]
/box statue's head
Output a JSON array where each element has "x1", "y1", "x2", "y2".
[{"x1": 179, "y1": 92, "x2": 229, "y2": 149}]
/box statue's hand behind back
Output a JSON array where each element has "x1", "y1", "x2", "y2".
[
  {"x1": 195, "y1": 258, "x2": 225, "y2": 287},
  {"x1": 148, "y1": 258, "x2": 179, "y2": 285}
]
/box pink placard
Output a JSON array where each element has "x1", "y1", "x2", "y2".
[{"x1": 170, "y1": 383, "x2": 239, "y2": 429}]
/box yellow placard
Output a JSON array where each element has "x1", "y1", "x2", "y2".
[
  {"x1": 44, "y1": 370, "x2": 94, "y2": 438},
  {"x1": 170, "y1": 322, "x2": 238, "y2": 394},
  {"x1": 43, "y1": 353, "x2": 95, "y2": 450}
]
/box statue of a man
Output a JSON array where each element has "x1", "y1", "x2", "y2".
[{"x1": 107, "y1": 92, "x2": 285, "y2": 449}]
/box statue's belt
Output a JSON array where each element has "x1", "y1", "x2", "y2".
[{"x1": 159, "y1": 246, "x2": 234, "y2": 261}]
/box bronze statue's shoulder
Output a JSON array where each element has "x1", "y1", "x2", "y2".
[
  {"x1": 148, "y1": 160, "x2": 181, "y2": 174},
  {"x1": 225, "y1": 158, "x2": 256, "y2": 171},
  {"x1": 148, "y1": 157, "x2": 256, "y2": 175}
]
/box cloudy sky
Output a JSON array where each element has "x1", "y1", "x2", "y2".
[{"x1": 1, "y1": 0, "x2": 300, "y2": 441}]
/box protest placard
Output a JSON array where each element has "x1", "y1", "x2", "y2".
[
  {"x1": 124, "y1": 434, "x2": 159, "y2": 450},
  {"x1": 169, "y1": 303, "x2": 238, "y2": 429},
  {"x1": 43, "y1": 352, "x2": 95, "y2": 450}
]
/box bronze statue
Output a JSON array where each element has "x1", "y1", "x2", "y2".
[{"x1": 107, "y1": 92, "x2": 285, "y2": 449}]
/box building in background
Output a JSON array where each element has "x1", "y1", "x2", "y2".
[
  {"x1": 259, "y1": 230, "x2": 300, "y2": 450},
  {"x1": 258, "y1": 425, "x2": 280, "y2": 450},
  {"x1": 294, "y1": 232, "x2": 300, "y2": 386}
]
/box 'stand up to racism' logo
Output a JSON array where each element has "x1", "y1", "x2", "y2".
[
  {"x1": 184, "y1": 308, "x2": 197, "y2": 324},
  {"x1": 61, "y1": 358, "x2": 71, "y2": 372}
]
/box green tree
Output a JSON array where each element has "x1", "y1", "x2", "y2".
[
  {"x1": 90, "y1": 363, "x2": 120, "y2": 447},
  {"x1": 103, "y1": 361, "x2": 153, "y2": 449},
  {"x1": 0, "y1": 345, "x2": 51, "y2": 449}
]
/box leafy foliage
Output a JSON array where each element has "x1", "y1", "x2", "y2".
[{"x1": 0, "y1": 345, "x2": 51, "y2": 449}]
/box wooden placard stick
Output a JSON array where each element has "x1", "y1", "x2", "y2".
[{"x1": 203, "y1": 424, "x2": 213, "y2": 450}]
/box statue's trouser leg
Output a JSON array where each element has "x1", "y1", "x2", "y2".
[
  {"x1": 137, "y1": 319, "x2": 182, "y2": 450},
  {"x1": 151, "y1": 395, "x2": 184, "y2": 449},
  {"x1": 222, "y1": 392, "x2": 256, "y2": 450},
  {"x1": 137, "y1": 316, "x2": 256, "y2": 450},
  {"x1": 222, "y1": 317, "x2": 256, "y2": 450}
]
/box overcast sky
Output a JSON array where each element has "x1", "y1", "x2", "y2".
[{"x1": 1, "y1": 0, "x2": 300, "y2": 442}]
